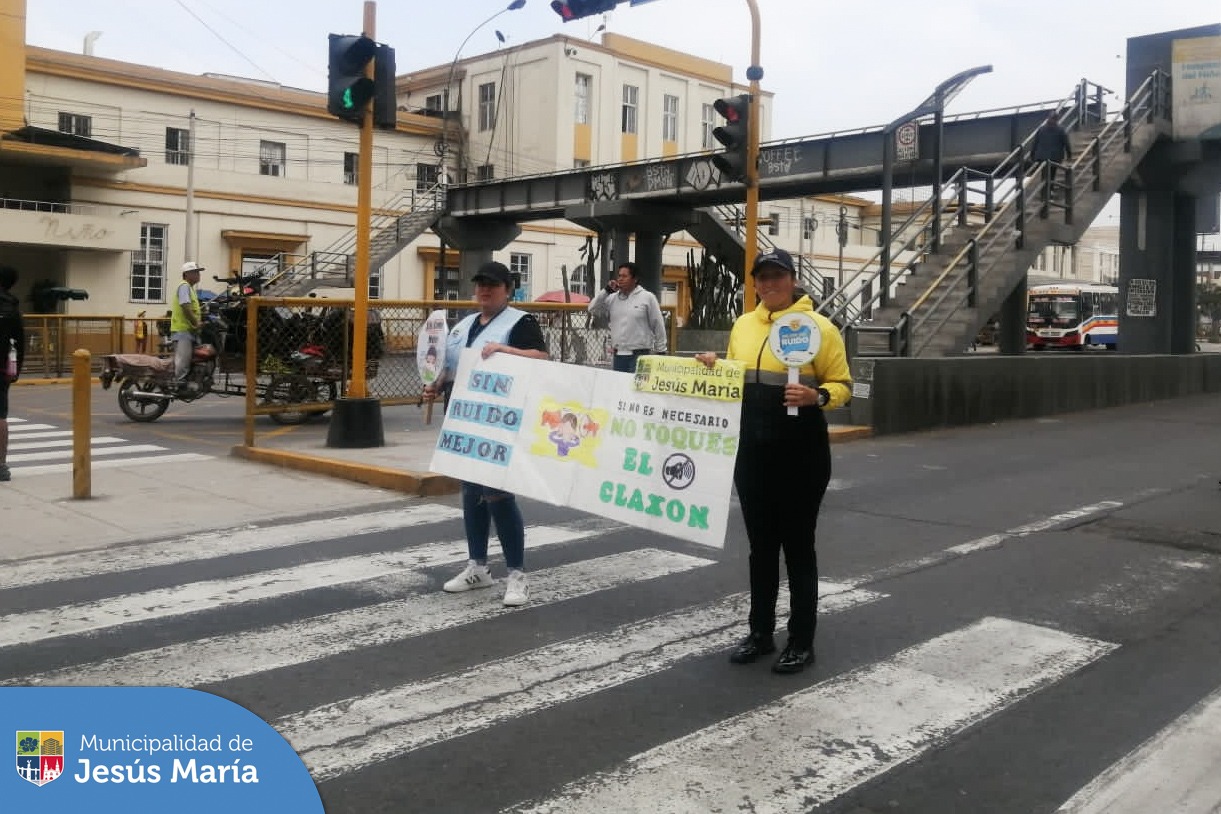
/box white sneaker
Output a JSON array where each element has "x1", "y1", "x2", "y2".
[
  {"x1": 443, "y1": 561, "x2": 494, "y2": 593},
  {"x1": 502, "y1": 570, "x2": 530, "y2": 607}
]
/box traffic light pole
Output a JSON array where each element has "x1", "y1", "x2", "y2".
[
  {"x1": 742, "y1": 0, "x2": 762, "y2": 312},
  {"x1": 327, "y1": 0, "x2": 383, "y2": 448},
  {"x1": 350, "y1": 0, "x2": 375, "y2": 400}
]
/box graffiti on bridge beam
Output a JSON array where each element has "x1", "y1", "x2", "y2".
[{"x1": 589, "y1": 172, "x2": 618, "y2": 201}]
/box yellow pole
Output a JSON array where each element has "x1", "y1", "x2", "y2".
[
  {"x1": 244, "y1": 295, "x2": 257, "y2": 448},
  {"x1": 743, "y1": 0, "x2": 762, "y2": 312},
  {"x1": 72, "y1": 349, "x2": 91, "y2": 499},
  {"x1": 349, "y1": 1, "x2": 376, "y2": 399}
]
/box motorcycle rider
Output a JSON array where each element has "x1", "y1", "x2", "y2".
[{"x1": 171, "y1": 261, "x2": 204, "y2": 389}]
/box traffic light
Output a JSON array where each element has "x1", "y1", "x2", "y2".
[
  {"x1": 372, "y1": 44, "x2": 397, "y2": 129},
  {"x1": 550, "y1": 0, "x2": 618, "y2": 22},
  {"x1": 328, "y1": 34, "x2": 376, "y2": 122},
  {"x1": 711, "y1": 94, "x2": 751, "y2": 181}
]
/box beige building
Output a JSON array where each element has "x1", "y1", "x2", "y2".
[{"x1": 0, "y1": 0, "x2": 888, "y2": 323}]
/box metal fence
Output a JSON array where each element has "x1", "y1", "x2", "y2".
[
  {"x1": 18, "y1": 315, "x2": 125, "y2": 377},
  {"x1": 240, "y1": 297, "x2": 677, "y2": 429}
]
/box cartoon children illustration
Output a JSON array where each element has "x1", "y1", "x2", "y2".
[{"x1": 549, "y1": 411, "x2": 582, "y2": 456}]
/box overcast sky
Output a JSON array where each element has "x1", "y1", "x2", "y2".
[{"x1": 24, "y1": 0, "x2": 1220, "y2": 138}]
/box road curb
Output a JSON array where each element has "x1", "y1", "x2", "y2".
[
  {"x1": 830, "y1": 425, "x2": 874, "y2": 442},
  {"x1": 229, "y1": 445, "x2": 460, "y2": 497}
]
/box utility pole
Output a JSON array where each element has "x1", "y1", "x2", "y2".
[{"x1": 183, "y1": 109, "x2": 197, "y2": 263}]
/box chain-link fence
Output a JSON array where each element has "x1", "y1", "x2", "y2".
[{"x1": 241, "y1": 298, "x2": 677, "y2": 426}]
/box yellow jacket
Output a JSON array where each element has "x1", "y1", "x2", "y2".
[{"x1": 727, "y1": 294, "x2": 852, "y2": 410}]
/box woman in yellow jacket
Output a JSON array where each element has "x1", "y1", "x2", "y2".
[{"x1": 697, "y1": 248, "x2": 852, "y2": 674}]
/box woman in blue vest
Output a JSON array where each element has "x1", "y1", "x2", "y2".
[{"x1": 422, "y1": 261, "x2": 549, "y2": 607}]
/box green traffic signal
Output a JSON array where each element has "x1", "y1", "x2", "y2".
[
  {"x1": 327, "y1": 34, "x2": 398, "y2": 128},
  {"x1": 327, "y1": 34, "x2": 376, "y2": 122}
]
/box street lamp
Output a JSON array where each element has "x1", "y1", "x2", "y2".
[{"x1": 439, "y1": 0, "x2": 526, "y2": 180}]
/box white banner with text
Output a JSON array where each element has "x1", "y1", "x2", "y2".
[{"x1": 429, "y1": 351, "x2": 745, "y2": 548}]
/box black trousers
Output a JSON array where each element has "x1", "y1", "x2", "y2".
[{"x1": 733, "y1": 412, "x2": 832, "y2": 649}]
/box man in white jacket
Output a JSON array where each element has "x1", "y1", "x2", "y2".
[{"x1": 587, "y1": 261, "x2": 668, "y2": 372}]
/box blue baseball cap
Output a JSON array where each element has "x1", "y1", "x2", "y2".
[{"x1": 751, "y1": 249, "x2": 796, "y2": 276}]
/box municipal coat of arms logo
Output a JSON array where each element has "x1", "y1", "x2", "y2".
[{"x1": 16, "y1": 730, "x2": 65, "y2": 787}]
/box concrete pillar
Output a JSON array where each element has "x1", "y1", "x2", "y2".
[
  {"x1": 1170, "y1": 194, "x2": 1199, "y2": 355},
  {"x1": 1118, "y1": 190, "x2": 1199, "y2": 354},
  {"x1": 997, "y1": 275, "x2": 1028, "y2": 355},
  {"x1": 609, "y1": 229, "x2": 631, "y2": 280},
  {"x1": 434, "y1": 217, "x2": 521, "y2": 299},
  {"x1": 633, "y1": 231, "x2": 664, "y2": 295}
]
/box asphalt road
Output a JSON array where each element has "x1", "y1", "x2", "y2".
[{"x1": 3, "y1": 394, "x2": 1220, "y2": 812}]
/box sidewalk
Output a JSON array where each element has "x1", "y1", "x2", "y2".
[
  {"x1": 234, "y1": 402, "x2": 874, "y2": 497},
  {"x1": 1, "y1": 398, "x2": 870, "y2": 560}
]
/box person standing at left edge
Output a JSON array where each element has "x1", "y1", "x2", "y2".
[
  {"x1": 422, "y1": 261, "x2": 549, "y2": 607},
  {"x1": 698, "y1": 249, "x2": 852, "y2": 674},
  {"x1": 0, "y1": 265, "x2": 25, "y2": 483}
]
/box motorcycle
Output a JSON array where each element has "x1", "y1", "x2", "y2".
[
  {"x1": 100, "y1": 342, "x2": 220, "y2": 422},
  {"x1": 100, "y1": 297, "x2": 338, "y2": 424}
]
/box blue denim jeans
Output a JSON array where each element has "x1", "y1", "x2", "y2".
[
  {"x1": 612, "y1": 350, "x2": 647, "y2": 373},
  {"x1": 461, "y1": 481, "x2": 525, "y2": 570}
]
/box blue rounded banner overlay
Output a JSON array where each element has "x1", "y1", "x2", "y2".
[{"x1": 1, "y1": 687, "x2": 323, "y2": 812}]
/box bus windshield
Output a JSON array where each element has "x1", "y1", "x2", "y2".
[{"x1": 1029, "y1": 295, "x2": 1079, "y2": 325}]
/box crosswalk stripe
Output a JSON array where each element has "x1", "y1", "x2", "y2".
[
  {"x1": 0, "y1": 503, "x2": 465, "y2": 590},
  {"x1": 508, "y1": 618, "x2": 1116, "y2": 814},
  {"x1": 1055, "y1": 686, "x2": 1221, "y2": 814},
  {"x1": 0, "y1": 521, "x2": 608, "y2": 648},
  {"x1": 9, "y1": 453, "x2": 214, "y2": 479},
  {"x1": 1, "y1": 430, "x2": 72, "y2": 440},
  {"x1": 11, "y1": 549, "x2": 715, "y2": 688},
  {"x1": 6, "y1": 423, "x2": 57, "y2": 432},
  {"x1": 281, "y1": 583, "x2": 884, "y2": 781},
  {"x1": 8, "y1": 443, "x2": 167, "y2": 463},
  {"x1": 9, "y1": 436, "x2": 128, "y2": 451}
]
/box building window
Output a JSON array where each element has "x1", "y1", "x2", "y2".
[
  {"x1": 478, "y1": 82, "x2": 496, "y2": 132},
  {"x1": 621, "y1": 85, "x2": 638, "y2": 134},
  {"x1": 425, "y1": 92, "x2": 445, "y2": 114},
  {"x1": 701, "y1": 103, "x2": 715, "y2": 149},
  {"x1": 476, "y1": 164, "x2": 495, "y2": 181},
  {"x1": 130, "y1": 224, "x2": 167, "y2": 303},
  {"x1": 803, "y1": 216, "x2": 816, "y2": 241},
  {"x1": 569, "y1": 265, "x2": 588, "y2": 296},
  {"x1": 575, "y1": 73, "x2": 592, "y2": 124},
  {"x1": 662, "y1": 94, "x2": 679, "y2": 142},
  {"x1": 510, "y1": 252, "x2": 532, "y2": 300},
  {"x1": 768, "y1": 211, "x2": 780, "y2": 236},
  {"x1": 433, "y1": 264, "x2": 460, "y2": 300},
  {"x1": 416, "y1": 162, "x2": 440, "y2": 192},
  {"x1": 259, "y1": 140, "x2": 286, "y2": 177},
  {"x1": 57, "y1": 112, "x2": 91, "y2": 138},
  {"x1": 344, "y1": 152, "x2": 358, "y2": 185},
  {"x1": 165, "y1": 127, "x2": 190, "y2": 165},
  {"x1": 574, "y1": 159, "x2": 590, "y2": 168}
]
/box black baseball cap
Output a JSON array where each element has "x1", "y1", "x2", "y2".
[
  {"x1": 472, "y1": 261, "x2": 512, "y2": 287},
  {"x1": 751, "y1": 248, "x2": 796, "y2": 276}
]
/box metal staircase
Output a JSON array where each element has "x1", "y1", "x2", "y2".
[
  {"x1": 819, "y1": 72, "x2": 1170, "y2": 357},
  {"x1": 687, "y1": 204, "x2": 830, "y2": 299},
  {"x1": 257, "y1": 183, "x2": 446, "y2": 297}
]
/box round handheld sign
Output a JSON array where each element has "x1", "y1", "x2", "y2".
[
  {"x1": 417, "y1": 309, "x2": 449, "y2": 423},
  {"x1": 767, "y1": 312, "x2": 822, "y2": 416}
]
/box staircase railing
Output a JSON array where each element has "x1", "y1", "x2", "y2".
[
  {"x1": 897, "y1": 70, "x2": 1170, "y2": 356},
  {"x1": 819, "y1": 77, "x2": 1109, "y2": 338},
  {"x1": 257, "y1": 182, "x2": 446, "y2": 293},
  {"x1": 708, "y1": 204, "x2": 828, "y2": 295}
]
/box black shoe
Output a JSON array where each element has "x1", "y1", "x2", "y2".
[
  {"x1": 728, "y1": 632, "x2": 775, "y2": 664},
  {"x1": 772, "y1": 643, "x2": 814, "y2": 674}
]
